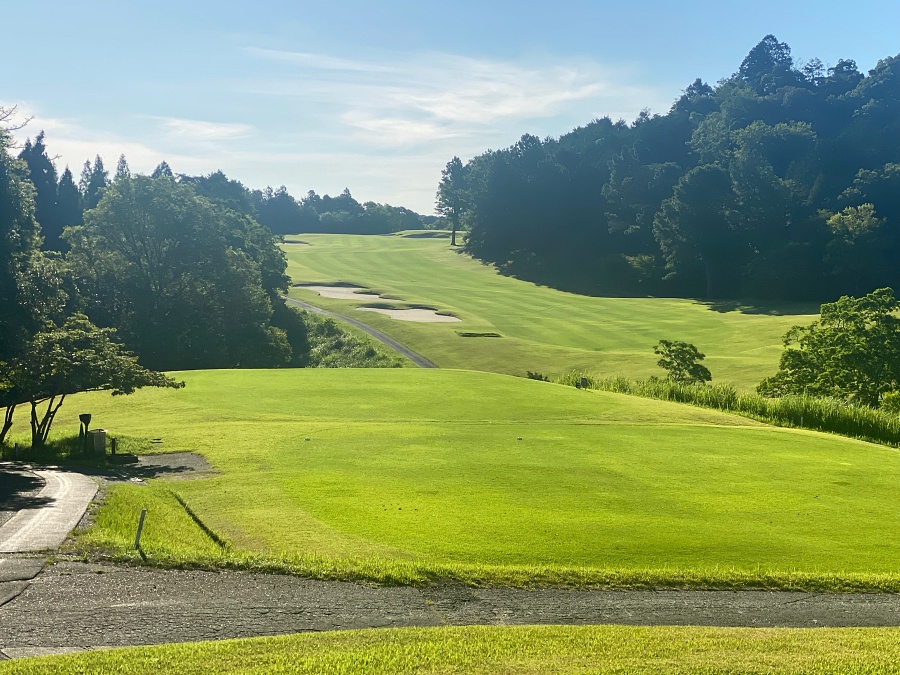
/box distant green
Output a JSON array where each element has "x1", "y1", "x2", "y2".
[
  {"x1": 6, "y1": 625, "x2": 900, "y2": 674},
  {"x1": 53, "y1": 369, "x2": 900, "y2": 589},
  {"x1": 284, "y1": 234, "x2": 818, "y2": 390}
]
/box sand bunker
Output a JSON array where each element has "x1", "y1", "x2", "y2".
[
  {"x1": 357, "y1": 307, "x2": 461, "y2": 323},
  {"x1": 281, "y1": 240, "x2": 309, "y2": 246},
  {"x1": 299, "y1": 285, "x2": 383, "y2": 301}
]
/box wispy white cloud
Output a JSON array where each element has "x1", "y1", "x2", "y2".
[
  {"x1": 5, "y1": 102, "x2": 207, "y2": 174},
  {"x1": 4, "y1": 48, "x2": 673, "y2": 213},
  {"x1": 244, "y1": 49, "x2": 662, "y2": 151},
  {"x1": 154, "y1": 117, "x2": 256, "y2": 141},
  {"x1": 244, "y1": 47, "x2": 398, "y2": 74}
]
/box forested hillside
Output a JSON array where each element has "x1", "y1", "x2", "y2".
[
  {"x1": 438, "y1": 36, "x2": 900, "y2": 301},
  {"x1": 1, "y1": 120, "x2": 402, "y2": 384}
]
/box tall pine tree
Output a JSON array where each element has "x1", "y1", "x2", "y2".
[{"x1": 17, "y1": 131, "x2": 59, "y2": 248}]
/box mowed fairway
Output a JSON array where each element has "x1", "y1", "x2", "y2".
[
  {"x1": 55, "y1": 369, "x2": 900, "y2": 587},
  {"x1": 284, "y1": 234, "x2": 819, "y2": 390}
]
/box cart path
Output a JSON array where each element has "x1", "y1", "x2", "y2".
[
  {"x1": 0, "y1": 466, "x2": 97, "y2": 553},
  {"x1": 3, "y1": 561, "x2": 900, "y2": 658},
  {"x1": 282, "y1": 296, "x2": 438, "y2": 368}
]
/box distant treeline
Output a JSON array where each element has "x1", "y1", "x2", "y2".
[
  {"x1": 15, "y1": 139, "x2": 439, "y2": 250},
  {"x1": 2, "y1": 128, "x2": 406, "y2": 378},
  {"x1": 436, "y1": 36, "x2": 900, "y2": 301}
]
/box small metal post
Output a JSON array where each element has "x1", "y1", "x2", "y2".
[{"x1": 134, "y1": 509, "x2": 147, "y2": 550}]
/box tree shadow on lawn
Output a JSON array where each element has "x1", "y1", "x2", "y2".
[
  {"x1": 698, "y1": 299, "x2": 821, "y2": 316},
  {"x1": 3, "y1": 436, "x2": 215, "y2": 482}
]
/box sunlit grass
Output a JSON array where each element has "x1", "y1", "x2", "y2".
[
  {"x1": 282, "y1": 234, "x2": 818, "y2": 390},
  {"x1": 6, "y1": 625, "x2": 900, "y2": 674},
  {"x1": 31, "y1": 368, "x2": 900, "y2": 590}
]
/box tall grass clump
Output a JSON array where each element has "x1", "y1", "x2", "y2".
[{"x1": 557, "y1": 372, "x2": 900, "y2": 447}]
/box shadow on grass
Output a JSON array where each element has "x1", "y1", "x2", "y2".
[
  {"x1": 698, "y1": 299, "x2": 821, "y2": 316},
  {"x1": 1, "y1": 435, "x2": 211, "y2": 481}
]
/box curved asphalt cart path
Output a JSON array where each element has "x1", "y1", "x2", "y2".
[
  {"x1": 0, "y1": 468, "x2": 97, "y2": 553},
  {"x1": 4, "y1": 562, "x2": 900, "y2": 659},
  {"x1": 282, "y1": 296, "x2": 438, "y2": 368},
  {"x1": 0, "y1": 463, "x2": 98, "y2": 641}
]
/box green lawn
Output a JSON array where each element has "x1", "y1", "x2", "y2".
[
  {"x1": 283, "y1": 234, "x2": 819, "y2": 390},
  {"x1": 41, "y1": 368, "x2": 900, "y2": 589},
  {"x1": 5, "y1": 625, "x2": 900, "y2": 674}
]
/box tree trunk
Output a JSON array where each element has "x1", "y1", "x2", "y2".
[
  {"x1": 29, "y1": 395, "x2": 66, "y2": 449},
  {"x1": 0, "y1": 405, "x2": 14, "y2": 445}
]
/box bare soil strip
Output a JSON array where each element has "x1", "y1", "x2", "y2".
[
  {"x1": 282, "y1": 296, "x2": 438, "y2": 368},
  {"x1": 3, "y1": 561, "x2": 900, "y2": 658}
]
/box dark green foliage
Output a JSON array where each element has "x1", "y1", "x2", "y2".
[
  {"x1": 526, "y1": 371, "x2": 550, "y2": 382},
  {"x1": 0, "y1": 125, "x2": 41, "y2": 363},
  {"x1": 151, "y1": 161, "x2": 173, "y2": 179},
  {"x1": 65, "y1": 175, "x2": 291, "y2": 371},
  {"x1": 17, "y1": 131, "x2": 60, "y2": 249},
  {"x1": 81, "y1": 156, "x2": 109, "y2": 210},
  {"x1": 300, "y1": 311, "x2": 404, "y2": 368},
  {"x1": 653, "y1": 340, "x2": 712, "y2": 384},
  {"x1": 436, "y1": 157, "x2": 468, "y2": 246},
  {"x1": 55, "y1": 166, "x2": 82, "y2": 239},
  {"x1": 114, "y1": 155, "x2": 131, "y2": 181},
  {"x1": 453, "y1": 37, "x2": 900, "y2": 301},
  {"x1": 3, "y1": 314, "x2": 183, "y2": 447},
  {"x1": 758, "y1": 288, "x2": 900, "y2": 408},
  {"x1": 182, "y1": 173, "x2": 430, "y2": 236}
]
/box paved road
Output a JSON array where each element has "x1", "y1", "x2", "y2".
[
  {"x1": 283, "y1": 296, "x2": 438, "y2": 368},
  {"x1": 3, "y1": 561, "x2": 900, "y2": 658},
  {"x1": 0, "y1": 467, "x2": 97, "y2": 553}
]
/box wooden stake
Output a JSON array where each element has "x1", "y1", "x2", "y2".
[{"x1": 134, "y1": 509, "x2": 147, "y2": 549}]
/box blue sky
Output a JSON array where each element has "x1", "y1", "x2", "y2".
[{"x1": 4, "y1": 1, "x2": 899, "y2": 213}]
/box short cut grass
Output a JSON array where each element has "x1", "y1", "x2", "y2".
[{"x1": 5, "y1": 625, "x2": 900, "y2": 674}]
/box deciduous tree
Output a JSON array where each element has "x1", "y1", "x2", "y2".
[
  {"x1": 653, "y1": 340, "x2": 712, "y2": 384},
  {"x1": 4, "y1": 314, "x2": 183, "y2": 448},
  {"x1": 758, "y1": 288, "x2": 900, "y2": 407}
]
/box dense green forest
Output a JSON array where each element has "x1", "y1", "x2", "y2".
[
  {"x1": 436, "y1": 36, "x2": 900, "y2": 301},
  {"x1": 1, "y1": 115, "x2": 401, "y2": 422}
]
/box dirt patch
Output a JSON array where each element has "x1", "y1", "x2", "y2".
[
  {"x1": 298, "y1": 285, "x2": 385, "y2": 301},
  {"x1": 357, "y1": 307, "x2": 461, "y2": 323}
]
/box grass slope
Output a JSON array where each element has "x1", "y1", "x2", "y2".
[
  {"x1": 5, "y1": 625, "x2": 900, "y2": 674},
  {"x1": 43, "y1": 369, "x2": 900, "y2": 589},
  {"x1": 283, "y1": 234, "x2": 818, "y2": 390}
]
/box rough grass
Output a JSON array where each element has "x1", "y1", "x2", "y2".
[
  {"x1": 6, "y1": 625, "x2": 900, "y2": 674},
  {"x1": 282, "y1": 234, "x2": 818, "y2": 390},
  {"x1": 26, "y1": 368, "x2": 900, "y2": 591},
  {"x1": 557, "y1": 374, "x2": 900, "y2": 448}
]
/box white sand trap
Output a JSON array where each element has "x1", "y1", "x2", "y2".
[
  {"x1": 300, "y1": 285, "x2": 383, "y2": 301},
  {"x1": 357, "y1": 307, "x2": 461, "y2": 323}
]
